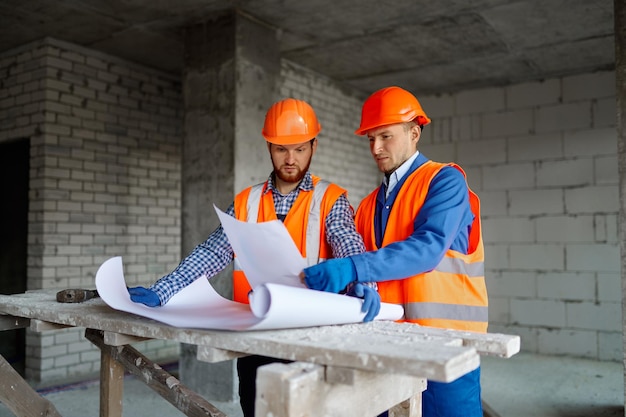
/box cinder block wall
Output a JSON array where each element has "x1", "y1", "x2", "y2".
[
  {"x1": 419, "y1": 71, "x2": 619, "y2": 361},
  {"x1": 0, "y1": 38, "x2": 184, "y2": 384}
]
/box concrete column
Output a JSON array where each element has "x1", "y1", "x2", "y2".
[
  {"x1": 179, "y1": 10, "x2": 280, "y2": 402},
  {"x1": 615, "y1": 0, "x2": 626, "y2": 414}
]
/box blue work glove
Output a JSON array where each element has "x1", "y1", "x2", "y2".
[
  {"x1": 347, "y1": 283, "x2": 381, "y2": 322},
  {"x1": 128, "y1": 286, "x2": 161, "y2": 307},
  {"x1": 303, "y1": 257, "x2": 357, "y2": 293}
]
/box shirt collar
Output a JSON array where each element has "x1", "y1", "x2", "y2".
[
  {"x1": 265, "y1": 170, "x2": 314, "y2": 195},
  {"x1": 383, "y1": 150, "x2": 420, "y2": 197}
]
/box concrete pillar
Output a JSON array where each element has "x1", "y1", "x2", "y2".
[
  {"x1": 616, "y1": 0, "x2": 626, "y2": 414},
  {"x1": 179, "y1": 10, "x2": 280, "y2": 402}
]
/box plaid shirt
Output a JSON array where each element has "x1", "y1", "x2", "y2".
[{"x1": 150, "y1": 171, "x2": 366, "y2": 305}]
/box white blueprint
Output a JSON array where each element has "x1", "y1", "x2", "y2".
[{"x1": 94, "y1": 207, "x2": 404, "y2": 330}]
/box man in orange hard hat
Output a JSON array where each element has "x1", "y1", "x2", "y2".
[
  {"x1": 303, "y1": 86, "x2": 488, "y2": 417},
  {"x1": 127, "y1": 98, "x2": 380, "y2": 416}
]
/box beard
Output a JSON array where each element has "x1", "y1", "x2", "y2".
[{"x1": 272, "y1": 156, "x2": 312, "y2": 185}]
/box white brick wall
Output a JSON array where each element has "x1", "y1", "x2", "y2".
[
  {"x1": 1, "y1": 38, "x2": 184, "y2": 384},
  {"x1": 420, "y1": 69, "x2": 620, "y2": 361}
]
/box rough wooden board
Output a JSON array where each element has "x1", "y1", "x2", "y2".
[
  {"x1": 366, "y1": 321, "x2": 521, "y2": 358},
  {"x1": 103, "y1": 331, "x2": 150, "y2": 346},
  {"x1": 0, "y1": 290, "x2": 518, "y2": 383},
  {"x1": 30, "y1": 319, "x2": 71, "y2": 332},
  {"x1": 0, "y1": 354, "x2": 63, "y2": 417},
  {"x1": 196, "y1": 345, "x2": 248, "y2": 363}
]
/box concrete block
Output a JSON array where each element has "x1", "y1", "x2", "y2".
[
  {"x1": 482, "y1": 217, "x2": 534, "y2": 243},
  {"x1": 563, "y1": 71, "x2": 615, "y2": 101},
  {"x1": 68, "y1": 361, "x2": 96, "y2": 376},
  {"x1": 567, "y1": 301, "x2": 621, "y2": 332},
  {"x1": 506, "y1": 79, "x2": 560, "y2": 109},
  {"x1": 54, "y1": 352, "x2": 81, "y2": 368},
  {"x1": 536, "y1": 271, "x2": 595, "y2": 301},
  {"x1": 565, "y1": 243, "x2": 619, "y2": 273},
  {"x1": 456, "y1": 87, "x2": 505, "y2": 115},
  {"x1": 536, "y1": 158, "x2": 593, "y2": 187},
  {"x1": 509, "y1": 243, "x2": 564, "y2": 270},
  {"x1": 535, "y1": 102, "x2": 591, "y2": 133},
  {"x1": 478, "y1": 190, "x2": 507, "y2": 216},
  {"x1": 598, "y1": 331, "x2": 622, "y2": 361},
  {"x1": 598, "y1": 273, "x2": 621, "y2": 302},
  {"x1": 74, "y1": 63, "x2": 98, "y2": 78},
  {"x1": 484, "y1": 243, "x2": 509, "y2": 269},
  {"x1": 511, "y1": 299, "x2": 565, "y2": 327},
  {"x1": 57, "y1": 245, "x2": 82, "y2": 256},
  {"x1": 537, "y1": 329, "x2": 597, "y2": 357},
  {"x1": 482, "y1": 109, "x2": 533, "y2": 138},
  {"x1": 457, "y1": 139, "x2": 506, "y2": 165},
  {"x1": 594, "y1": 97, "x2": 618, "y2": 127},
  {"x1": 68, "y1": 256, "x2": 94, "y2": 266},
  {"x1": 486, "y1": 271, "x2": 536, "y2": 298},
  {"x1": 420, "y1": 93, "x2": 455, "y2": 118},
  {"x1": 595, "y1": 155, "x2": 618, "y2": 185},
  {"x1": 564, "y1": 185, "x2": 618, "y2": 213},
  {"x1": 564, "y1": 127, "x2": 617, "y2": 157},
  {"x1": 59, "y1": 93, "x2": 83, "y2": 107},
  {"x1": 420, "y1": 143, "x2": 455, "y2": 163},
  {"x1": 483, "y1": 162, "x2": 534, "y2": 190},
  {"x1": 535, "y1": 215, "x2": 594, "y2": 242},
  {"x1": 42, "y1": 255, "x2": 70, "y2": 267},
  {"x1": 42, "y1": 344, "x2": 68, "y2": 358},
  {"x1": 509, "y1": 189, "x2": 564, "y2": 215}
]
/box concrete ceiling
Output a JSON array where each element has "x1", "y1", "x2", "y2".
[{"x1": 0, "y1": 0, "x2": 616, "y2": 95}]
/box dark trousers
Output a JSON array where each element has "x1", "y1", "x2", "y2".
[
  {"x1": 237, "y1": 355, "x2": 291, "y2": 417},
  {"x1": 378, "y1": 367, "x2": 482, "y2": 417}
]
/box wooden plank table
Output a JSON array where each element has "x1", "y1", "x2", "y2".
[{"x1": 0, "y1": 290, "x2": 520, "y2": 417}]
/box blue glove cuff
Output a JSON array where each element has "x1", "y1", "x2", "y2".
[{"x1": 303, "y1": 256, "x2": 358, "y2": 293}]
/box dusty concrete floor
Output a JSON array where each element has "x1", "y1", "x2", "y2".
[{"x1": 481, "y1": 353, "x2": 624, "y2": 417}]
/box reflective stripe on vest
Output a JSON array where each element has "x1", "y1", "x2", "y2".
[
  {"x1": 404, "y1": 302, "x2": 489, "y2": 323},
  {"x1": 435, "y1": 257, "x2": 485, "y2": 277}
]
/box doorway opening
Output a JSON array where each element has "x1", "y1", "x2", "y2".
[{"x1": 0, "y1": 138, "x2": 29, "y2": 376}]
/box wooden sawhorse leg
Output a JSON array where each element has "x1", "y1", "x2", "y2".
[
  {"x1": 85, "y1": 329, "x2": 228, "y2": 417},
  {"x1": 0, "y1": 353, "x2": 63, "y2": 417},
  {"x1": 99, "y1": 341, "x2": 124, "y2": 417}
]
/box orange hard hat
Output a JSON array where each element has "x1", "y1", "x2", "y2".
[
  {"x1": 262, "y1": 98, "x2": 321, "y2": 145},
  {"x1": 355, "y1": 86, "x2": 431, "y2": 135}
]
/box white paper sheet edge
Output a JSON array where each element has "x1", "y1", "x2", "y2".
[
  {"x1": 215, "y1": 205, "x2": 307, "y2": 288},
  {"x1": 95, "y1": 257, "x2": 404, "y2": 331}
]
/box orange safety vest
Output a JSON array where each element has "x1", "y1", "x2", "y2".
[
  {"x1": 354, "y1": 160, "x2": 488, "y2": 332},
  {"x1": 232, "y1": 175, "x2": 346, "y2": 303}
]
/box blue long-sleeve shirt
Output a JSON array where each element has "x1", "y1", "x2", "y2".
[
  {"x1": 151, "y1": 171, "x2": 366, "y2": 304},
  {"x1": 351, "y1": 152, "x2": 474, "y2": 282}
]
